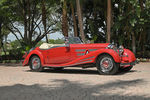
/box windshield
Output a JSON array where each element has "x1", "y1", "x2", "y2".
[{"x1": 66, "y1": 37, "x2": 82, "y2": 44}]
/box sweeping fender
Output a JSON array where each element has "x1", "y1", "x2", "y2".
[
  {"x1": 90, "y1": 49, "x2": 121, "y2": 63},
  {"x1": 22, "y1": 50, "x2": 44, "y2": 66}
]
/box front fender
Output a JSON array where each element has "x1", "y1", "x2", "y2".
[
  {"x1": 121, "y1": 49, "x2": 136, "y2": 62},
  {"x1": 22, "y1": 50, "x2": 44, "y2": 66},
  {"x1": 90, "y1": 49, "x2": 121, "y2": 63}
]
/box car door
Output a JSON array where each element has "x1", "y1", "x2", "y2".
[{"x1": 47, "y1": 46, "x2": 71, "y2": 64}]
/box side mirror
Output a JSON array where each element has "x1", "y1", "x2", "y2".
[{"x1": 65, "y1": 39, "x2": 70, "y2": 47}]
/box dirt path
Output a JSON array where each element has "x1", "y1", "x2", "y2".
[{"x1": 0, "y1": 63, "x2": 150, "y2": 100}]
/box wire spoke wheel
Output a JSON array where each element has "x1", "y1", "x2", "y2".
[
  {"x1": 100, "y1": 57, "x2": 113, "y2": 73},
  {"x1": 32, "y1": 57, "x2": 41, "y2": 70},
  {"x1": 30, "y1": 56, "x2": 43, "y2": 72},
  {"x1": 96, "y1": 55, "x2": 119, "y2": 75}
]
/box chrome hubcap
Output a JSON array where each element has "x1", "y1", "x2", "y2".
[
  {"x1": 100, "y1": 57, "x2": 113, "y2": 72},
  {"x1": 32, "y1": 57, "x2": 40, "y2": 69}
]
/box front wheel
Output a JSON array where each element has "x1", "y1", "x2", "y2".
[
  {"x1": 96, "y1": 55, "x2": 119, "y2": 75},
  {"x1": 29, "y1": 56, "x2": 44, "y2": 72}
]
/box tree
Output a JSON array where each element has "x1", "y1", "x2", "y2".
[
  {"x1": 1, "y1": 0, "x2": 150, "y2": 58},
  {"x1": 111, "y1": 0, "x2": 150, "y2": 56},
  {"x1": 106, "y1": 0, "x2": 111, "y2": 43},
  {"x1": 0, "y1": 0, "x2": 10, "y2": 56},
  {"x1": 61, "y1": 0, "x2": 69, "y2": 37},
  {"x1": 76, "y1": 0, "x2": 86, "y2": 42},
  {"x1": 41, "y1": 0, "x2": 48, "y2": 43},
  {"x1": 0, "y1": 20, "x2": 3, "y2": 55},
  {"x1": 1, "y1": 0, "x2": 61, "y2": 49},
  {"x1": 70, "y1": 2, "x2": 78, "y2": 37},
  {"x1": 82, "y1": 0, "x2": 106, "y2": 43}
]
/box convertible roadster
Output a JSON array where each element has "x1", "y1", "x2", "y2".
[{"x1": 22, "y1": 37, "x2": 137, "y2": 75}]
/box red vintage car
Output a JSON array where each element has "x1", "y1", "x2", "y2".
[{"x1": 22, "y1": 37, "x2": 137, "y2": 75}]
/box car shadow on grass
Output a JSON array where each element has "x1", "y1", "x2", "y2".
[{"x1": 0, "y1": 79, "x2": 149, "y2": 100}]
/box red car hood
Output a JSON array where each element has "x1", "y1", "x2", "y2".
[{"x1": 70, "y1": 43, "x2": 110, "y2": 48}]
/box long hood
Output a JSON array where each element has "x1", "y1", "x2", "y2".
[{"x1": 70, "y1": 43, "x2": 110, "y2": 48}]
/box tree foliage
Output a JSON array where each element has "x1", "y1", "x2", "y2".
[
  {"x1": 0, "y1": 0, "x2": 150, "y2": 57},
  {"x1": 1, "y1": 0, "x2": 61, "y2": 49}
]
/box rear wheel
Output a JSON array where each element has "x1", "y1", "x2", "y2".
[
  {"x1": 29, "y1": 56, "x2": 44, "y2": 72},
  {"x1": 96, "y1": 55, "x2": 119, "y2": 75}
]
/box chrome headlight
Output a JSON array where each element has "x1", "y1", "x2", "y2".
[
  {"x1": 107, "y1": 44, "x2": 118, "y2": 52},
  {"x1": 118, "y1": 45, "x2": 124, "y2": 55},
  {"x1": 107, "y1": 44, "x2": 115, "y2": 49}
]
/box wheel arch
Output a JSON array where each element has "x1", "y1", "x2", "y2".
[
  {"x1": 29, "y1": 54, "x2": 40, "y2": 63},
  {"x1": 95, "y1": 53, "x2": 114, "y2": 63},
  {"x1": 95, "y1": 53, "x2": 119, "y2": 75},
  {"x1": 29, "y1": 54, "x2": 44, "y2": 72},
  {"x1": 95, "y1": 52, "x2": 120, "y2": 63},
  {"x1": 28, "y1": 52, "x2": 44, "y2": 66}
]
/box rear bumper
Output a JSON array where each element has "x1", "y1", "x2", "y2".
[{"x1": 120, "y1": 60, "x2": 138, "y2": 66}]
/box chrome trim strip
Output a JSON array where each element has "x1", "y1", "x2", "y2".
[
  {"x1": 80, "y1": 60, "x2": 93, "y2": 63},
  {"x1": 75, "y1": 60, "x2": 93, "y2": 65},
  {"x1": 79, "y1": 56, "x2": 95, "y2": 61},
  {"x1": 89, "y1": 49, "x2": 97, "y2": 51},
  {"x1": 77, "y1": 53, "x2": 85, "y2": 56},
  {"x1": 75, "y1": 49, "x2": 86, "y2": 52}
]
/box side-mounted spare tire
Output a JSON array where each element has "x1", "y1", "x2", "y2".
[
  {"x1": 96, "y1": 54, "x2": 119, "y2": 75},
  {"x1": 29, "y1": 55, "x2": 44, "y2": 72}
]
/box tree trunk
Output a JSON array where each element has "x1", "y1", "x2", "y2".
[
  {"x1": 42, "y1": 0, "x2": 48, "y2": 43},
  {"x1": 70, "y1": 2, "x2": 78, "y2": 37},
  {"x1": 42, "y1": 0, "x2": 48, "y2": 42},
  {"x1": 132, "y1": 32, "x2": 136, "y2": 54},
  {"x1": 62, "y1": 0, "x2": 68, "y2": 37},
  {"x1": 106, "y1": 0, "x2": 111, "y2": 43},
  {"x1": 139, "y1": 0, "x2": 144, "y2": 10},
  {"x1": 2, "y1": 44, "x2": 6, "y2": 60},
  {"x1": 76, "y1": 0, "x2": 86, "y2": 42},
  {"x1": 139, "y1": 0, "x2": 146, "y2": 56},
  {"x1": 0, "y1": 22, "x2": 2, "y2": 55},
  {"x1": 142, "y1": 28, "x2": 146, "y2": 57},
  {"x1": 22, "y1": 0, "x2": 28, "y2": 46},
  {"x1": 4, "y1": 35, "x2": 8, "y2": 60},
  {"x1": 27, "y1": 0, "x2": 32, "y2": 45}
]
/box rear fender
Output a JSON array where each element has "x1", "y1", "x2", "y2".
[{"x1": 23, "y1": 50, "x2": 44, "y2": 66}]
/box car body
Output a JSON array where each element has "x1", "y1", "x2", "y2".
[{"x1": 22, "y1": 37, "x2": 137, "y2": 75}]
